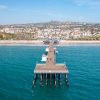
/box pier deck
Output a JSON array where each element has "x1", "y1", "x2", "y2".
[{"x1": 34, "y1": 63, "x2": 68, "y2": 74}]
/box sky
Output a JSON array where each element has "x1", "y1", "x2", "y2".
[{"x1": 0, "y1": 0, "x2": 100, "y2": 24}]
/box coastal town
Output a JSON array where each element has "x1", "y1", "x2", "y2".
[{"x1": 0, "y1": 21, "x2": 100, "y2": 40}]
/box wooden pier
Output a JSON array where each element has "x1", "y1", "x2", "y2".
[{"x1": 33, "y1": 42, "x2": 69, "y2": 86}]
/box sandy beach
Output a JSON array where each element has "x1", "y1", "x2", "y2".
[
  {"x1": 60, "y1": 40, "x2": 100, "y2": 45},
  {"x1": 0, "y1": 40, "x2": 100, "y2": 46},
  {"x1": 0, "y1": 40, "x2": 43, "y2": 46}
]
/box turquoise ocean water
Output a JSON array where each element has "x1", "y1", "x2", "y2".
[{"x1": 0, "y1": 45, "x2": 100, "y2": 100}]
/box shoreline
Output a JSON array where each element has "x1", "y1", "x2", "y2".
[{"x1": 0, "y1": 40, "x2": 100, "y2": 46}]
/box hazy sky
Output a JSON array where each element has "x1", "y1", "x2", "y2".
[{"x1": 0, "y1": 0, "x2": 100, "y2": 24}]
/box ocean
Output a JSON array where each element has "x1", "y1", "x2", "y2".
[{"x1": 0, "y1": 45, "x2": 100, "y2": 100}]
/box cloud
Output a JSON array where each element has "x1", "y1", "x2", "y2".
[
  {"x1": 0, "y1": 5, "x2": 8, "y2": 10},
  {"x1": 73, "y1": 0, "x2": 100, "y2": 9}
]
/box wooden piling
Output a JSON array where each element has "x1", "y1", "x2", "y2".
[
  {"x1": 46, "y1": 74, "x2": 47, "y2": 85},
  {"x1": 50, "y1": 74, "x2": 52, "y2": 85},
  {"x1": 40, "y1": 74, "x2": 43, "y2": 85},
  {"x1": 33, "y1": 74, "x2": 36, "y2": 85},
  {"x1": 54, "y1": 74, "x2": 56, "y2": 86},
  {"x1": 65, "y1": 74, "x2": 68, "y2": 84}
]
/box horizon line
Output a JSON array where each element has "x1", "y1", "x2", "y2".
[{"x1": 0, "y1": 20, "x2": 100, "y2": 25}]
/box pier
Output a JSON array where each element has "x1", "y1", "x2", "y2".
[{"x1": 33, "y1": 42, "x2": 69, "y2": 86}]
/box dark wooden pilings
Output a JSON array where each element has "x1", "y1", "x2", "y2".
[
  {"x1": 54, "y1": 74, "x2": 56, "y2": 86},
  {"x1": 33, "y1": 73, "x2": 68, "y2": 86},
  {"x1": 33, "y1": 74, "x2": 37, "y2": 85},
  {"x1": 50, "y1": 74, "x2": 52, "y2": 85},
  {"x1": 46, "y1": 74, "x2": 47, "y2": 85},
  {"x1": 40, "y1": 74, "x2": 43, "y2": 85},
  {"x1": 65, "y1": 74, "x2": 68, "y2": 84},
  {"x1": 58, "y1": 74, "x2": 61, "y2": 85}
]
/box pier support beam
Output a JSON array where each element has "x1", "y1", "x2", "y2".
[
  {"x1": 40, "y1": 74, "x2": 43, "y2": 85},
  {"x1": 33, "y1": 74, "x2": 37, "y2": 85},
  {"x1": 54, "y1": 74, "x2": 56, "y2": 86},
  {"x1": 65, "y1": 74, "x2": 68, "y2": 84},
  {"x1": 58, "y1": 74, "x2": 61, "y2": 85},
  {"x1": 50, "y1": 74, "x2": 52, "y2": 85},
  {"x1": 46, "y1": 74, "x2": 47, "y2": 85}
]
